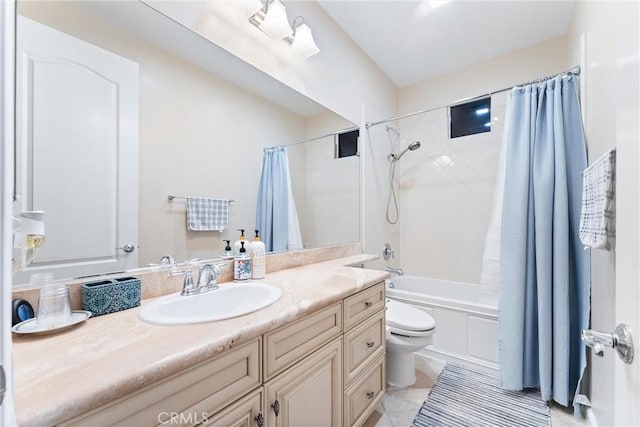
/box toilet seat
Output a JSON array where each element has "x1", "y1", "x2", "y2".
[{"x1": 386, "y1": 299, "x2": 435, "y2": 338}]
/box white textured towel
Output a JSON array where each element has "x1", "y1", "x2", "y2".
[
  {"x1": 579, "y1": 149, "x2": 616, "y2": 249},
  {"x1": 186, "y1": 198, "x2": 229, "y2": 231}
]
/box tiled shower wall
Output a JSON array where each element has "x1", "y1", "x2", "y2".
[
  {"x1": 389, "y1": 93, "x2": 506, "y2": 284},
  {"x1": 386, "y1": 35, "x2": 570, "y2": 285}
]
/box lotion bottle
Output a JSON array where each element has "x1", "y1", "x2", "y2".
[
  {"x1": 251, "y1": 230, "x2": 266, "y2": 279},
  {"x1": 222, "y1": 240, "x2": 233, "y2": 260},
  {"x1": 234, "y1": 229, "x2": 251, "y2": 257},
  {"x1": 233, "y1": 241, "x2": 252, "y2": 282}
]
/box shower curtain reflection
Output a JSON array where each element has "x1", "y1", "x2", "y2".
[{"x1": 255, "y1": 147, "x2": 302, "y2": 252}]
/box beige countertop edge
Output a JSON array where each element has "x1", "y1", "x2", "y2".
[{"x1": 13, "y1": 254, "x2": 387, "y2": 426}]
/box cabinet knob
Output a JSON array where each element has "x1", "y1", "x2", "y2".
[
  {"x1": 254, "y1": 411, "x2": 264, "y2": 427},
  {"x1": 271, "y1": 400, "x2": 280, "y2": 417},
  {"x1": 367, "y1": 391, "x2": 375, "y2": 399},
  {"x1": 366, "y1": 341, "x2": 375, "y2": 348},
  {"x1": 365, "y1": 301, "x2": 373, "y2": 308}
]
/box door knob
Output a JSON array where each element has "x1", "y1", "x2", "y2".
[
  {"x1": 117, "y1": 244, "x2": 135, "y2": 253},
  {"x1": 581, "y1": 323, "x2": 634, "y2": 364}
]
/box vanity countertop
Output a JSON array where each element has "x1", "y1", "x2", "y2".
[{"x1": 12, "y1": 254, "x2": 387, "y2": 426}]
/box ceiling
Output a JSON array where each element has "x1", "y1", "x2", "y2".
[{"x1": 318, "y1": 0, "x2": 576, "y2": 87}]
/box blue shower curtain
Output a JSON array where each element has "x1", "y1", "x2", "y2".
[
  {"x1": 256, "y1": 147, "x2": 290, "y2": 252},
  {"x1": 499, "y1": 75, "x2": 590, "y2": 407}
]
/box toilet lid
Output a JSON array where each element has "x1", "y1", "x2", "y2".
[{"x1": 386, "y1": 299, "x2": 436, "y2": 332}]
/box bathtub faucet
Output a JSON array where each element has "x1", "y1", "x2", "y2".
[{"x1": 385, "y1": 266, "x2": 404, "y2": 276}]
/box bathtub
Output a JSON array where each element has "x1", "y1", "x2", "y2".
[{"x1": 386, "y1": 275, "x2": 499, "y2": 373}]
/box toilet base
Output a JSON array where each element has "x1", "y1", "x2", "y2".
[{"x1": 386, "y1": 350, "x2": 416, "y2": 388}]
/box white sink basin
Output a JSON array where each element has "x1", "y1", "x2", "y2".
[{"x1": 139, "y1": 283, "x2": 282, "y2": 325}]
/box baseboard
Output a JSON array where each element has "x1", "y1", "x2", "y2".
[{"x1": 418, "y1": 347, "x2": 499, "y2": 375}]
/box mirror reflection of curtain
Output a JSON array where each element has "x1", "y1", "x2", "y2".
[
  {"x1": 499, "y1": 75, "x2": 590, "y2": 408},
  {"x1": 256, "y1": 147, "x2": 302, "y2": 252}
]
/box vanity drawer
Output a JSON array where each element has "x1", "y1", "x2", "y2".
[
  {"x1": 264, "y1": 302, "x2": 342, "y2": 381},
  {"x1": 343, "y1": 354, "x2": 385, "y2": 427},
  {"x1": 343, "y1": 282, "x2": 385, "y2": 331},
  {"x1": 344, "y1": 308, "x2": 385, "y2": 386},
  {"x1": 196, "y1": 387, "x2": 263, "y2": 427},
  {"x1": 63, "y1": 338, "x2": 262, "y2": 427}
]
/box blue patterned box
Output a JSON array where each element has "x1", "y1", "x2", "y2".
[{"x1": 81, "y1": 277, "x2": 141, "y2": 317}]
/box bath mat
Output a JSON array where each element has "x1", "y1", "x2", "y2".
[{"x1": 412, "y1": 364, "x2": 550, "y2": 427}]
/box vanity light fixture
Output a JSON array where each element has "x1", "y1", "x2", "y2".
[
  {"x1": 290, "y1": 17, "x2": 320, "y2": 59},
  {"x1": 249, "y1": 0, "x2": 320, "y2": 58},
  {"x1": 250, "y1": 0, "x2": 293, "y2": 40}
]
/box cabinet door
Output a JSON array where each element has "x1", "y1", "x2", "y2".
[
  {"x1": 199, "y1": 388, "x2": 264, "y2": 427},
  {"x1": 264, "y1": 338, "x2": 342, "y2": 427}
]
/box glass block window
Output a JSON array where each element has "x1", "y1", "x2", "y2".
[
  {"x1": 449, "y1": 97, "x2": 491, "y2": 139},
  {"x1": 336, "y1": 129, "x2": 359, "y2": 158}
]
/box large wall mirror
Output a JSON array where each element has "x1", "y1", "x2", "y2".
[{"x1": 13, "y1": 1, "x2": 360, "y2": 286}]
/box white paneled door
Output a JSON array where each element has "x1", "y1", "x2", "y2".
[
  {"x1": 1, "y1": 2, "x2": 16, "y2": 425},
  {"x1": 14, "y1": 16, "x2": 138, "y2": 283},
  {"x1": 613, "y1": 2, "x2": 640, "y2": 424}
]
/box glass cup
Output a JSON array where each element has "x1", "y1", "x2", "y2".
[{"x1": 34, "y1": 273, "x2": 71, "y2": 329}]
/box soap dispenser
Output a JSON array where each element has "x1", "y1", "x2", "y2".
[
  {"x1": 222, "y1": 240, "x2": 233, "y2": 260},
  {"x1": 234, "y1": 229, "x2": 252, "y2": 257},
  {"x1": 251, "y1": 230, "x2": 266, "y2": 279},
  {"x1": 233, "y1": 241, "x2": 252, "y2": 282}
]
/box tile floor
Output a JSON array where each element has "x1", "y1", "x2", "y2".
[{"x1": 363, "y1": 355, "x2": 588, "y2": 427}]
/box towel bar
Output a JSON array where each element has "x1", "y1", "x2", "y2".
[{"x1": 168, "y1": 195, "x2": 235, "y2": 203}]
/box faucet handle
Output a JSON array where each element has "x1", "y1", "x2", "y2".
[
  {"x1": 197, "y1": 264, "x2": 221, "y2": 291},
  {"x1": 171, "y1": 269, "x2": 198, "y2": 296}
]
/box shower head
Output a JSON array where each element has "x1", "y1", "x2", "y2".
[{"x1": 388, "y1": 141, "x2": 421, "y2": 162}]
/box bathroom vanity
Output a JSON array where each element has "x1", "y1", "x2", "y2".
[{"x1": 12, "y1": 254, "x2": 387, "y2": 426}]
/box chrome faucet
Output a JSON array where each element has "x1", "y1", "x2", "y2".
[
  {"x1": 197, "y1": 263, "x2": 221, "y2": 292},
  {"x1": 170, "y1": 263, "x2": 224, "y2": 296},
  {"x1": 385, "y1": 266, "x2": 404, "y2": 276}
]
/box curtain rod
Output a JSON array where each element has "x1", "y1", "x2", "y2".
[
  {"x1": 365, "y1": 66, "x2": 581, "y2": 129},
  {"x1": 264, "y1": 125, "x2": 360, "y2": 152}
]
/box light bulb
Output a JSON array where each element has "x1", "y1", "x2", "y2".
[
  {"x1": 259, "y1": 0, "x2": 293, "y2": 39},
  {"x1": 291, "y1": 22, "x2": 319, "y2": 59}
]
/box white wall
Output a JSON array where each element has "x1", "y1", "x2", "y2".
[
  {"x1": 286, "y1": 111, "x2": 359, "y2": 250},
  {"x1": 302, "y1": 112, "x2": 359, "y2": 248},
  {"x1": 567, "y1": 2, "x2": 640, "y2": 425},
  {"x1": 394, "y1": 36, "x2": 569, "y2": 283}
]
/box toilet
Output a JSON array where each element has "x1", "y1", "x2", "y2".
[{"x1": 385, "y1": 299, "x2": 436, "y2": 387}]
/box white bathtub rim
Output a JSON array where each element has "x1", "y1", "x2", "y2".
[
  {"x1": 385, "y1": 276, "x2": 498, "y2": 312},
  {"x1": 387, "y1": 292, "x2": 498, "y2": 320}
]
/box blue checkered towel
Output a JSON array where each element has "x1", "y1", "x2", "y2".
[
  {"x1": 187, "y1": 198, "x2": 229, "y2": 231},
  {"x1": 579, "y1": 149, "x2": 616, "y2": 249}
]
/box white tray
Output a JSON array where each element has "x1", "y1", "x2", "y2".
[{"x1": 12, "y1": 310, "x2": 92, "y2": 335}]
